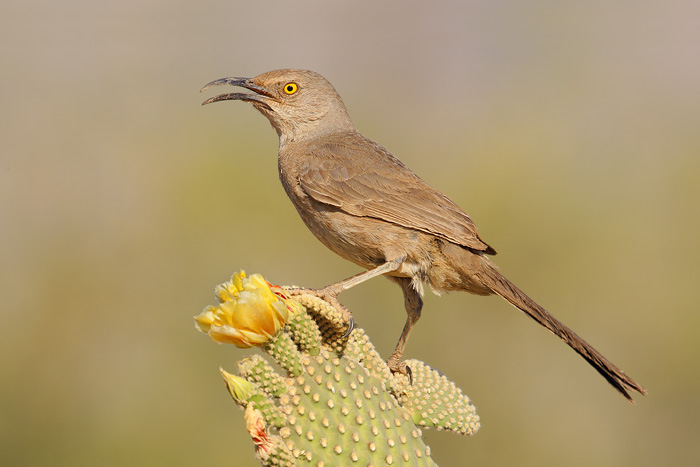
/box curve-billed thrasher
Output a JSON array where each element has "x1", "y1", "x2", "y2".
[{"x1": 201, "y1": 69, "x2": 646, "y2": 402}]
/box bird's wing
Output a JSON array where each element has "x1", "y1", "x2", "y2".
[{"x1": 297, "y1": 136, "x2": 496, "y2": 254}]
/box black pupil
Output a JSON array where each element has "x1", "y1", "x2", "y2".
[{"x1": 287, "y1": 85, "x2": 294, "y2": 92}]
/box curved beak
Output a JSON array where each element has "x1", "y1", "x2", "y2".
[{"x1": 200, "y1": 77, "x2": 274, "y2": 109}]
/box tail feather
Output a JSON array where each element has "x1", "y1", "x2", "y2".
[{"x1": 478, "y1": 265, "x2": 647, "y2": 402}]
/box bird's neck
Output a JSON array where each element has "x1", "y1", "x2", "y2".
[{"x1": 278, "y1": 117, "x2": 358, "y2": 148}]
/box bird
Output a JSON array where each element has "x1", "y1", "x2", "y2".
[{"x1": 201, "y1": 69, "x2": 646, "y2": 402}]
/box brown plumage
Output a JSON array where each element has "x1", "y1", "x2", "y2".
[{"x1": 201, "y1": 69, "x2": 646, "y2": 402}]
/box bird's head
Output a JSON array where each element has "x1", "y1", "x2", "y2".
[{"x1": 201, "y1": 69, "x2": 354, "y2": 143}]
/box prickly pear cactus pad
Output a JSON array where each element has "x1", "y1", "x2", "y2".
[{"x1": 195, "y1": 271, "x2": 480, "y2": 466}]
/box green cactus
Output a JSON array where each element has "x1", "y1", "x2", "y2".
[{"x1": 197, "y1": 273, "x2": 479, "y2": 466}]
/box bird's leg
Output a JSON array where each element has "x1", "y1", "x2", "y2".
[
  {"x1": 386, "y1": 276, "x2": 423, "y2": 381},
  {"x1": 287, "y1": 256, "x2": 406, "y2": 334},
  {"x1": 324, "y1": 256, "x2": 406, "y2": 294}
]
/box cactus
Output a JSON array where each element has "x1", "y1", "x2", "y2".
[{"x1": 196, "y1": 272, "x2": 480, "y2": 466}]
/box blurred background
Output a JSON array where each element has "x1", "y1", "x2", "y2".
[{"x1": 2, "y1": 0, "x2": 699, "y2": 465}]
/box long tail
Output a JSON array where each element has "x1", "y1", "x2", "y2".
[{"x1": 477, "y1": 264, "x2": 647, "y2": 402}]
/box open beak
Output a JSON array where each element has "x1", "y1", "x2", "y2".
[{"x1": 200, "y1": 77, "x2": 275, "y2": 109}]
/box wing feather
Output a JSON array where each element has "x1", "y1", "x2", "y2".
[{"x1": 297, "y1": 135, "x2": 496, "y2": 254}]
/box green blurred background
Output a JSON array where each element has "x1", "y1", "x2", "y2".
[{"x1": 2, "y1": 1, "x2": 699, "y2": 465}]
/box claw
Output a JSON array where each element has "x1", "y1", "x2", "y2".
[{"x1": 343, "y1": 316, "x2": 355, "y2": 338}]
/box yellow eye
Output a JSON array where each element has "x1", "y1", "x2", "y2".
[{"x1": 283, "y1": 82, "x2": 298, "y2": 95}]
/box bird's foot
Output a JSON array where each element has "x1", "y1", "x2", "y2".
[
  {"x1": 286, "y1": 286, "x2": 355, "y2": 337},
  {"x1": 387, "y1": 352, "x2": 413, "y2": 384}
]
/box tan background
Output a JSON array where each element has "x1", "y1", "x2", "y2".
[{"x1": 2, "y1": 1, "x2": 699, "y2": 465}]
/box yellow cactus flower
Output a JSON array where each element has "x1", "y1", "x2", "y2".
[{"x1": 195, "y1": 271, "x2": 300, "y2": 347}]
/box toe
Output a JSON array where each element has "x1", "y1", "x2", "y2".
[{"x1": 387, "y1": 357, "x2": 412, "y2": 383}]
